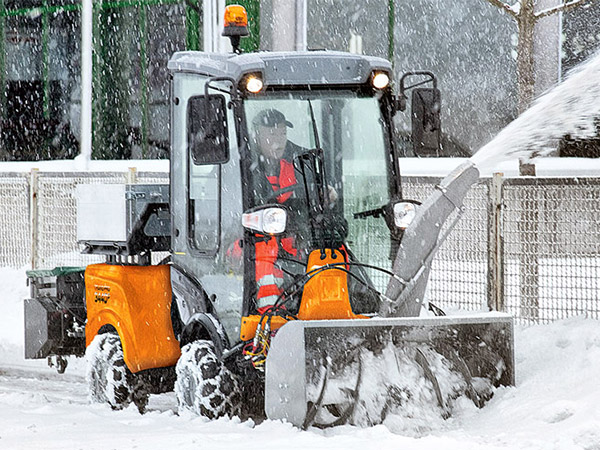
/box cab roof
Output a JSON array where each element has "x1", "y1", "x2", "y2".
[{"x1": 167, "y1": 51, "x2": 392, "y2": 87}]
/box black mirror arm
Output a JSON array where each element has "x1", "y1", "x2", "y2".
[
  {"x1": 399, "y1": 71, "x2": 437, "y2": 93},
  {"x1": 396, "y1": 71, "x2": 437, "y2": 114},
  {"x1": 204, "y1": 77, "x2": 236, "y2": 126}
]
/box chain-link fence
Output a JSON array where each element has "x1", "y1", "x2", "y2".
[
  {"x1": 2, "y1": 169, "x2": 599, "y2": 324},
  {"x1": 0, "y1": 174, "x2": 31, "y2": 267},
  {"x1": 501, "y1": 178, "x2": 600, "y2": 323},
  {"x1": 402, "y1": 178, "x2": 491, "y2": 312},
  {"x1": 2, "y1": 169, "x2": 169, "y2": 270}
]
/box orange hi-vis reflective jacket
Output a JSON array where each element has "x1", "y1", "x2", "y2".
[{"x1": 255, "y1": 158, "x2": 298, "y2": 310}]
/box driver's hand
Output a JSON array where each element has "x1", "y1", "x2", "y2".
[{"x1": 327, "y1": 185, "x2": 338, "y2": 206}]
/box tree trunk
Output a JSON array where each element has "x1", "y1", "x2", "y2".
[
  {"x1": 517, "y1": 0, "x2": 537, "y2": 175},
  {"x1": 517, "y1": 0, "x2": 536, "y2": 114}
]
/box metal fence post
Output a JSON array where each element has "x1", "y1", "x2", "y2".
[
  {"x1": 127, "y1": 167, "x2": 138, "y2": 184},
  {"x1": 487, "y1": 172, "x2": 504, "y2": 312},
  {"x1": 520, "y1": 179, "x2": 540, "y2": 322},
  {"x1": 30, "y1": 168, "x2": 39, "y2": 270}
]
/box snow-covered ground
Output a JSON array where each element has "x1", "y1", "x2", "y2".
[{"x1": 1, "y1": 265, "x2": 599, "y2": 450}]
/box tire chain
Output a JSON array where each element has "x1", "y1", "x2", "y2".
[
  {"x1": 175, "y1": 340, "x2": 242, "y2": 419},
  {"x1": 86, "y1": 333, "x2": 149, "y2": 413}
]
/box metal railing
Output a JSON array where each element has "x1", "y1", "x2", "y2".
[{"x1": 2, "y1": 169, "x2": 599, "y2": 324}]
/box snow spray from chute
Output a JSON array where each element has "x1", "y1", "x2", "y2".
[{"x1": 472, "y1": 50, "x2": 600, "y2": 171}]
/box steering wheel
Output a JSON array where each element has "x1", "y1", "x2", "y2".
[{"x1": 264, "y1": 184, "x2": 304, "y2": 202}]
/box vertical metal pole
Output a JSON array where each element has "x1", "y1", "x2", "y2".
[
  {"x1": 295, "y1": 0, "x2": 306, "y2": 51},
  {"x1": 271, "y1": 0, "x2": 295, "y2": 51},
  {"x1": 30, "y1": 169, "x2": 39, "y2": 270},
  {"x1": 216, "y1": 0, "x2": 226, "y2": 52},
  {"x1": 138, "y1": 5, "x2": 149, "y2": 158},
  {"x1": 81, "y1": 0, "x2": 93, "y2": 165},
  {"x1": 388, "y1": 0, "x2": 394, "y2": 64},
  {"x1": 487, "y1": 172, "x2": 504, "y2": 312},
  {"x1": 203, "y1": 0, "x2": 213, "y2": 52},
  {"x1": 42, "y1": 0, "x2": 50, "y2": 119},
  {"x1": 127, "y1": 166, "x2": 137, "y2": 184}
]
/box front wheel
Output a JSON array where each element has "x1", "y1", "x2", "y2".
[
  {"x1": 86, "y1": 333, "x2": 148, "y2": 412},
  {"x1": 175, "y1": 340, "x2": 241, "y2": 419}
]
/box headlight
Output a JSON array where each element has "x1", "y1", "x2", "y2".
[
  {"x1": 393, "y1": 202, "x2": 417, "y2": 229},
  {"x1": 242, "y1": 207, "x2": 287, "y2": 235},
  {"x1": 246, "y1": 76, "x2": 263, "y2": 93},
  {"x1": 262, "y1": 208, "x2": 287, "y2": 234},
  {"x1": 371, "y1": 71, "x2": 390, "y2": 90}
]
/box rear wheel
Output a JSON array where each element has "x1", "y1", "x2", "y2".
[
  {"x1": 86, "y1": 333, "x2": 149, "y2": 412},
  {"x1": 175, "y1": 340, "x2": 241, "y2": 419}
]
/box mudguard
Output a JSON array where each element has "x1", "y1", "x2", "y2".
[
  {"x1": 85, "y1": 264, "x2": 181, "y2": 373},
  {"x1": 180, "y1": 312, "x2": 230, "y2": 356}
]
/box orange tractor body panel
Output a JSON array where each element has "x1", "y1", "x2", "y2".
[
  {"x1": 297, "y1": 249, "x2": 368, "y2": 321},
  {"x1": 239, "y1": 249, "x2": 367, "y2": 341},
  {"x1": 85, "y1": 264, "x2": 181, "y2": 373}
]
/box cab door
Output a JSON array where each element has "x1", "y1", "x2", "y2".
[{"x1": 170, "y1": 73, "x2": 244, "y2": 344}]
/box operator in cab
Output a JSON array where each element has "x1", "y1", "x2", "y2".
[
  {"x1": 252, "y1": 109, "x2": 301, "y2": 204},
  {"x1": 249, "y1": 109, "x2": 302, "y2": 314},
  {"x1": 248, "y1": 108, "x2": 341, "y2": 314}
]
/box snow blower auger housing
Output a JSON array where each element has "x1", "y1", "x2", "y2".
[{"x1": 24, "y1": 5, "x2": 514, "y2": 426}]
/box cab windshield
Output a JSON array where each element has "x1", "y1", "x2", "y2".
[{"x1": 243, "y1": 90, "x2": 394, "y2": 298}]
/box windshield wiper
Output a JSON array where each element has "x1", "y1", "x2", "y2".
[{"x1": 293, "y1": 100, "x2": 346, "y2": 249}]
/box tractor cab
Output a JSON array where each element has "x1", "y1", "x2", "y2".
[{"x1": 168, "y1": 50, "x2": 425, "y2": 346}]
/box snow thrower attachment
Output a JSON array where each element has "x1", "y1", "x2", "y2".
[
  {"x1": 262, "y1": 162, "x2": 515, "y2": 428},
  {"x1": 266, "y1": 315, "x2": 514, "y2": 428}
]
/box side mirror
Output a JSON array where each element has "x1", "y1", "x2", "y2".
[
  {"x1": 411, "y1": 87, "x2": 441, "y2": 156},
  {"x1": 242, "y1": 206, "x2": 287, "y2": 235},
  {"x1": 187, "y1": 95, "x2": 229, "y2": 165}
]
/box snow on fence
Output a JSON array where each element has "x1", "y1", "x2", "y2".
[{"x1": 1, "y1": 169, "x2": 599, "y2": 324}]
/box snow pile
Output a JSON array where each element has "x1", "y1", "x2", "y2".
[
  {"x1": 471, "y1": 50, "x2": 600, "y2": 171},
  {"x1": 463, "y1": 317, "x2": 600, "y2": 449}
]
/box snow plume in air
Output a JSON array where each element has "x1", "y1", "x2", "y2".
[{"x1": 471, "y1": 50, "x2": 600, "y2": 171}]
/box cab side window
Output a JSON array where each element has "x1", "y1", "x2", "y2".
[{"x1": 187, "y1": 94, "x2": 229, "y2": 254}]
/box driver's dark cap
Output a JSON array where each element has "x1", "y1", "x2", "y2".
[{"x1": 253, "y1": 109, "x2": 293, "y2": 128}]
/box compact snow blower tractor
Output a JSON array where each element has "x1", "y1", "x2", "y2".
[{"x1": 24, "y1": 5, "x2": 513, "y2": 428}]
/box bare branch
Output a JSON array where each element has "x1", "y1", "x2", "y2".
[
  {"x1": 535, "y1": 0, "x2": 598, "y2": 20},
  {"x1": 483, "y1": 0, "x2": 519, "y2": 18}
]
